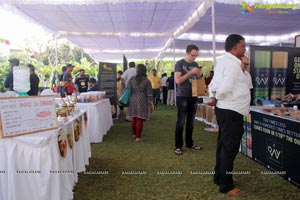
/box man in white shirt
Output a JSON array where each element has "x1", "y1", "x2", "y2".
[
  {"x1": 210, "y1": 34, "x2": 251, "y2": 197},
  {"x1": 121, "y1": 62, "x2": 136, "y2": 86}
]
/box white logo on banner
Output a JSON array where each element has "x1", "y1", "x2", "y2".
[
  {"x1": 267, "y1": 145, "x2": 281, "y2": 159},
  {"x1": 273, "y1": 77, "x2": 286, "y2": 85},
  {"x1": 256, "y1": 77, "x2": 268, "y2": 85}
]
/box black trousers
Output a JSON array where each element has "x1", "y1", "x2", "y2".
[
  {"x1": 162, "y1": 86, "x2": 168, "y2": 104},
  {"x1": 175, "y1": 96, "x2": 198, "y2": 149},
  {"x1": 214, "y1": 107, "x2": 244, "y2": 193}
]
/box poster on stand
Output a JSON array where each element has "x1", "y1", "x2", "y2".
[{"x1": 99, "y1": 62, "x2": 117, "y2": 119}]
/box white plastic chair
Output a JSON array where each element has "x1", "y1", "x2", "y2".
[{"x1": 40, "y1": 89, "x2": 54, "y2": 95}]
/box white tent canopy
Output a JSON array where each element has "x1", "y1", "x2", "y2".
[{"x1": 1, "y1": 0, "x2": 300, "y2": 62}]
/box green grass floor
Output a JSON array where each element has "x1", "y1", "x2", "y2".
[{"x1": 73, "y1": 105, "x2": 300, "y2": 200}]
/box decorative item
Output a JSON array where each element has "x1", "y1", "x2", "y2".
[
  {"x1": 74, "y1": 118, "x2": 81, "y2": 142},
  {"x1": 58, "y1": 129, "x2": 67, "y2": 158},
  {"x1": 67, "y1": 124, "x2": 73, "y2": 149}
]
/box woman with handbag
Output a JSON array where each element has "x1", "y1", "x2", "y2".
[{"x1": 128, "y1": 64, "x2": 155, "y2": 142}]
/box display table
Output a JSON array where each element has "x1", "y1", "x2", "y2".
[
  {"x1": 247, "y1": 107, "x2": 300, "y2": 187},
  {"x1": 76, "y1": 99, "x2": 113, "y2": 143},
  {"x1": 0, "y1": 110, "x2": 90, "y2": 200},
  {"x1": 195, "y1": 103, "x2": 218, "y2": 128}
]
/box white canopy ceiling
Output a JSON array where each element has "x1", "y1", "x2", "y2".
[{"x1": 1, "y1": 0, "x2": 300, "y2": 62}]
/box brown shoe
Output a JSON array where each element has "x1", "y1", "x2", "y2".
[{"x1": 226, "y1": 188, "x2": 247, "y2": 197}]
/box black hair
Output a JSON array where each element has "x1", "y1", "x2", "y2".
[
  {"x1": 135, "y1": 64, "x2": 147, "y2": 84},
  {"x1": 225, "y1": 34, "x2": 245, "y2": 52},
  {"x1": 9, "y1": 58, "x2": 19, "y2": 66},
  {"x1": 186, "y1": 44, "x2": 199, "y2": 54},
  {"x1": 66, "y1": 64, "x2": 74, "y2": 68},
  {"x1": 89, "y1": 78, "x2": 96, "y2": 83},
  {"x1": 129, "y1": 62, "x2": 135, "y2": 68},
  {"x1": 27, "y1": 63, "x2": 35, "y2": 71}
]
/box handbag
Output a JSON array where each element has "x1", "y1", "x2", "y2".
[{"x1": 119, "y1": 84, "x2": 132, "y2": 107}]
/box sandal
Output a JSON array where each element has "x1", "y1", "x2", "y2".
[
  {"x1": 174, "y1": 148, "x2": 183, "y2": 155},
  {"x1": 188, "y1": 145, "x2": 203, "y2": 150},
  {"x1": 226, "y1": 188, "x2": 247, "y2": 197}
]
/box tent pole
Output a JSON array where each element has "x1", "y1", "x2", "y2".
[
  {"x1": 55, "y1": 33, "x2": 58, "y2": 71},
  {"x1": 211, "y1": 0, "x2": 216, "y2": 68},
  {"x1": 173, "y1": 38, "x2": 176, "y2": 106}
]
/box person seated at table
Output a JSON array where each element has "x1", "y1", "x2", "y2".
[{"x1": 88, "y1": 78, "x2": 99, "y2": 91}]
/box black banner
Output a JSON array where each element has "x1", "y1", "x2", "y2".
[
  {"x1": 99, "y1": 62, "x2": 117, "y2": 118},
  {"x1": 251, "y1": 111, "x2": 300, "y2": 187}
]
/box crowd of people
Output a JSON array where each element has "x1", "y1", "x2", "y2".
[
  {"x1": 117, "y1": 34, "x2": 253, "y2": 198},
  {"x1": 4, "y1": 33, "x2": 254, "y2": 198},
  {"x1": 57, "y1": 64, "x2": 99, "y2": 97},
  {"x1": 3, "y1": 59, "x2": 99, "y2": 97}
]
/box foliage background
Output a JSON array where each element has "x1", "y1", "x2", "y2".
[{"x1": 1, "y1": 38, "x2": 213, "y2": 92}]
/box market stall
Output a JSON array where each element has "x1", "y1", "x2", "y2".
[{"x1": 0, "y1": 109, "x2": 90, "y2": 200}]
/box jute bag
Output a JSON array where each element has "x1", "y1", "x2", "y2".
[{"x1": 192, "y1": 79, "x2": 206, "y2": 97}]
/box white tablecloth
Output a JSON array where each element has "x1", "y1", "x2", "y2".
[
  {"x1": 0, "y1": 111, "x2": 91, "y2": 200},
  {"x1": 76, "y1": 99, "x2": 113, "y2": 143}
]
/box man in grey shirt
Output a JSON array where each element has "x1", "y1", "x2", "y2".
[{"x1": 174, "y1": 44, "x2": 202, "y2": 156}]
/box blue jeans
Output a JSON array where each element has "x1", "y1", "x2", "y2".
[
  {"x1": 152, "y1": 89, "x2": 160, "y2": 106},
  {"x1": 175, "y1": 96, "x2": 198, "y2": 149},
  {"x1": 60, "y1": 86, "x2": 66, "y2": 97}
]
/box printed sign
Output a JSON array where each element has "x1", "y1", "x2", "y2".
[
  {"x1": 251, "y1": 111, "x2": 300, "y2": 187},
  {"x1": 0, "y1": 95, "x2": 58, "y2": 138},
  {"x1": 99, "y1": 62, "x2": 117, "y2": 118}
]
